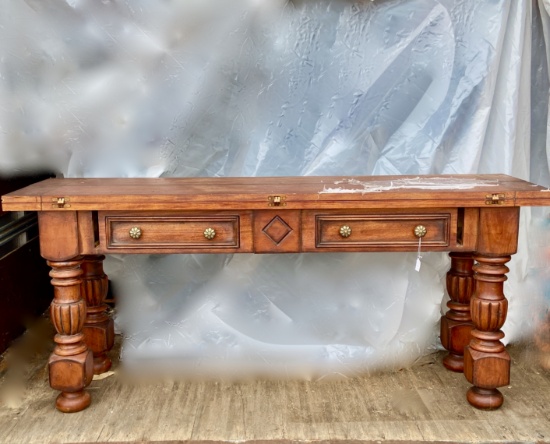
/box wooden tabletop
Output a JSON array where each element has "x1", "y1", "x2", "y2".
[{"x1": 2, "y1": 174, "x2": 550, "y2": 211}]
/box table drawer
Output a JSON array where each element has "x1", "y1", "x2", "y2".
[
  {"x1": 100, "y1": 214, "x2": 247, "y2": 252},
  {"x1": 309, "y1": 213, "x2": 451, "y2": 250}
]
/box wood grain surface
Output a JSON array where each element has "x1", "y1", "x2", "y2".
[{"x1": 4, "y1": 175, "x2": 550, "y2": 211}]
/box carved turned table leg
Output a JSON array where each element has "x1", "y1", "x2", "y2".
[
  {"x1": 441, "y1": 252, "x2": 475, "y2": 372},
  {"x1": 48, "y1": 258, "x2": 94, "y2": 413},
  {"x1": 464, "y1": 255, "x2": 511, "y2": 410},
  {"x1": 81, "y1": 255, "x2": 114, "y2": 374}
]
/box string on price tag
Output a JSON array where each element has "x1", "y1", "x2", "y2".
[{"x1": 415, "y1": 236, "x2": 422, "y2": 272}]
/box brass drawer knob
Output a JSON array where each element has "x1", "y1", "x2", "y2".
[
  {"x1": 339, "y1": 225, "x2": 352, "y2": 238},
  {"x1": 204, "y1": 227, "x2": 216, "y2": 240},
  {"x1": 414, "y1": 225, "x2": 427, "y2": 238},
  {"x1": 129, "y1": 227, "x2": 142, "y2": 239}
]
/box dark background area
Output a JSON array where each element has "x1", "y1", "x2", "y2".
[{"x1": 0, "y1": 174, "x2": 53, "y2": 354}]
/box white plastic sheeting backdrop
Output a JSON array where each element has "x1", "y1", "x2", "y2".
[{"x1": 2, "y1": 0, "x2": 550, "y2": 377}]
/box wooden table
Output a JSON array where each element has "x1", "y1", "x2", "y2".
[{"x1": 3, "y1": 174, "x2": 550, "y2": 413}]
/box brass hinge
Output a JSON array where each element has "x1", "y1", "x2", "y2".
[
  {"x1": 52, "y1": 197, "x2": 71, "y2": 208},
  {"x1": 485, "y1": 193, "x2": 505, "y2": 205},
  {"x1": 268, "y1": 195, "x2": 286, "y2": 207}
]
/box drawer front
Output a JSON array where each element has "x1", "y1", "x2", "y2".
[
  {"x1": 310, "y1": 213, "x2": 451, "y2": 250},
  {"x1": 101, "y1": 214, "x2": 248, "y2": 252}
]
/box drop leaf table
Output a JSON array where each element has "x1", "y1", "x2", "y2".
[{"x1": 3, "y1": 174, "x2": 550, "y2": 412}]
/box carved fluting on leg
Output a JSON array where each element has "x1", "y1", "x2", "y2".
[
  {"x1": 81, "y1": 255, "x2": 114, "y2": 374},
  {"x1": 50, "y1": 300, "x2": 87, "y2": 356},
  {"x1": 441, "y1": 253, "x2": 475, "y2": 372},
  {"x1": 47, "y1": 259, "x2": 94, "y2": 413},
  {"x1": 464, "y1": 255, "x2": 511, "y2": 410}
]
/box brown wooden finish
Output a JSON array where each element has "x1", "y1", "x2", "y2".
[
  {"x1": 253, "y1": 210, "x2": 302, "y2": 253},
  {"x1": 460, "y1": 208, "x2": 480, "y2": 250},
  {"x1": 77, "y1": 211, "x2": 98, "y2": 255},
  {"x1": 38, "y1": 212, "x2": 80, "y2": 261},
  {"x1": 106, "y1": 215, "x2": 240, "y2": 249},
  {"x1": 461, "y1": 207, "x2": 520, "y2": 409},
  {"x1": 313, "y1": 212, "x2": 450, "y2": 250},
  {"x1": 0, "y1": 173, "x2": 52, "y2": 215},
  {"x1": 47, "y1": 258, "x2": 93, "y2": 413},
  {"x1": 475, "y1": 207, "x2": 520, "y2": 256},
  {"x1": 97, "y1": 211, "x2": 254, "y2": 254},
  {"x1": 5, "y1": 174, "x2": 550, "y2": 212},
  {"x1": 81, "y1": 255, "x2": 114, "y2": 375},
  {"x1": 464, "y1": 255, "x2": 511, "y2": 409},
  {"x1": 440, "y1": 252, "x2": 475, "y2": 372},
  {"x1": 3, "y1": 174, "x2": 550, "y2": 413}
]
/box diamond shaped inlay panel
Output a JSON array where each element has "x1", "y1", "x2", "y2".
[{"x1": 262, "y1": 216, "x2": 292, "y2": 245}]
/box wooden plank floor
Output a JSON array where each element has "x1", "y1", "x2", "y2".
[{"x1": 1, "y1": 318, "x2": 550, "y2": 444}]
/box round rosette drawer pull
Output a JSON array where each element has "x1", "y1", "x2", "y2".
[
  {"x1": 339, "y1": 225, "x2": 352, "y2": 238},
  {"x1": 414, "y1": 225, "x2": 427, "y2": 238},
  {"x1": 129, "y1": 227, "x2": 142, "y2": 239},
  {"x1": 204, "y1": 227, "x2": 216, "y2": 240}
]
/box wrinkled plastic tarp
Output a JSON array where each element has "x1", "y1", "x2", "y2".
[{"x1": 1, "y1": 0, "x2": 550, "y2": 377}]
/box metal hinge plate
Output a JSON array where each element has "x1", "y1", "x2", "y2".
[
  {"x1": 485, "y1": 193, "x2": 506, "y2": 205},
  {"x1": 268, "y1": 195, "x2": 286, "y2": 207},
  {"x1": 52, "y1": 197, "x2": 71, "y2": 208}
]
